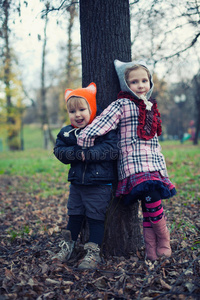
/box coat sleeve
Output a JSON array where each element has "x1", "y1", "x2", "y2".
[
  {"x1": 77, "y1": 100, "x2": 123, "y2": 147},
  {"x1": 53, "y1": 129, "x2": 82, "y2": 165},
  {"x1": 83, "y1": 129, "x2": 119, "y2": 163}
]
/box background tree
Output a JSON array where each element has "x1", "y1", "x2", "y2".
[
  {"x1": 21, "y1": 0, "x2": 80, "y2": 128},
  {"x1": 1, "y1": 0, "x2": 25, "y2": 150},
  {"x1": 79, "y1": 0, "x2": 142, "y2": 256},
  {"x1": 152, "y1": 74, "x2": 172, "y2": 137},
  {"x1": 57, "y1": 0, "x2": 81, "y2": 125},
  {"x1": 66, "y1": 2, "x2": 77, "y2": 88},
  {"x1": 192, "y1": 72, "x2": 200, "y2": 145},
  {"x1": 39, "y1": 1, "x2": 57, "y2": 149},
  {"x1": 130, "y1": 0, "x2": 200, "y2": 144}
]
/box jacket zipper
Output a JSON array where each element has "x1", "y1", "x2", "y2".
[{"x1": 82, "y1": 163, "x2": 87, "y2": 184}]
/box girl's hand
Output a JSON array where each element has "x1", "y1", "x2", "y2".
[{"x1": 81, "y1": 151, "x2": 85, "y2": 161}]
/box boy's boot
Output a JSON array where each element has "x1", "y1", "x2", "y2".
[
  {"x1": 143, "y1": 227, "x2": 158, "y2": 260},
  {"x1": 151, "y1": 216, "x2": 172, "y2": 257},
  {"x1": 78, "y1": 242, "x2": 101, "y2": 270},
  {"x1": 52, "y1": 230, "x2": 75, "y2": 262}
]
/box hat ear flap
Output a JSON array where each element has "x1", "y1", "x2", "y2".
[
  {"x1": 86, "y1": 82, "x2": 96, "y2": 95},
  {"x1": 114, "y1": 59, "x2": 125, "y2": 69},
  {"x1": 65, "y1": 89, "x2": 73, "y2": 101}
]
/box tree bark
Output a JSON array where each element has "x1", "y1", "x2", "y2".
[
  {"x1": 79, "y1": 0, "x2": 143, "y2": 256},
  {"x1": 40, "y1": 3, "x2": 55, "y2": 148},
  {"x1": 66, "y1": 2, "x2": 76, "y2": 87},
  {"x1": 193, "y1": 74, "x2": 200, "y2": 145},
  {"x1": 103, "y1": 197, "x2": 142, "y2": 257},
  {"x1": 3, "y1": 0, "x2": 20, "y2": 150},
  {"x1": 80, "y1": 0, "x2": 131, "y2": 109}
]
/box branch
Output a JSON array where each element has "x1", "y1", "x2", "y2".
[
  {"x1": 156, "y1": 31, "x2": 200, "y2": 62},
  {"x1": 41, "y1": 0, "x2": 78, "y2": 17},
  {"x1": 129, "y1": 0, "x2": 140, "y2": 4},
  {"x1": 22, "y1": 86, "x2": 36, "y2": 107}
]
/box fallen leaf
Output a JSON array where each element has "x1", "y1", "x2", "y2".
[
  {"x1": 45, "y1": 278, "x2": 60, "y2": 285},
  {"x1": 160, "y1": 278, "x2": 171, "y2": 290}
]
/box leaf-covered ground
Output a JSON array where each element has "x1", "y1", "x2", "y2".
[{"x1": 0, "y1": 175, "x2": 200, "y2": 300}]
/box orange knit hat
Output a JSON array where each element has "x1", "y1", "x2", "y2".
[{"x1": 65, "y1": 82, "x2": 97, "y2": 125}]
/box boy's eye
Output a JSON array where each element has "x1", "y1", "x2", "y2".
[{"x1": 69, "y1": 110, "x2": 75, "y2": 113}]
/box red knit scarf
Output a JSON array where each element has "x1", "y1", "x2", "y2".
[{"x1": 117, "y1": 91, "x2": 162, "y2": 140}]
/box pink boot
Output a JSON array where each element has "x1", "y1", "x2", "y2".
[
  {"x1": 143, "y1": 227, "x2": 158, "y2": 260},
  {"x1": 151, "y1": 216, "x2": 172, "y2": 257}
]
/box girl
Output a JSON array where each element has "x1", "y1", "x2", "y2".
[{"x1": 77, "y1": 60, "x2": 177, "y2": 261}]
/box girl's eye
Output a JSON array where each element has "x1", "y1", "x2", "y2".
[{"x1": 69, "y1": 110, "x2": 75, "y2": 113}]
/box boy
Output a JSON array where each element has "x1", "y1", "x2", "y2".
[{"x1": 53, "y1": 83, "x2": 118, "y2": 269}]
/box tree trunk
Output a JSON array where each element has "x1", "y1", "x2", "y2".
[
  {"x1": 3, "y1": 0, "x2": 20, "y2": 150},
  {"x1": 79, "y1": 0, "x2": 143, "y2": 257},
  {"x1": 193, "y1": 74, "x2": 200, "y2": 145},
  {"x1": 40, "y1": 3, "x2": 55, "y2": 148},
  {"x1": 194, "y1": 97, "x2": 200, "y2": 145},
  {"x1": 66, "y1": 2, "x2": 76, "y2": 87},
  {"x1": 41, "y1": 6, "x2": 49, "y2": 149},
  {"x1": 80, "y1": 0, "x2": 131, "y2": 108},
  {"x1": 103, "y1": 197, "x2": 142, "y2": 257}
]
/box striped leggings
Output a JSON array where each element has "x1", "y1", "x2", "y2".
[{"x1": 141, "y1": 190, "x2": 164, "y2": 228}]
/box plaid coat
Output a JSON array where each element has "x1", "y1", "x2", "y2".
[{"x1": 78, "y1": 98, "x2": 168, "y2": 181}]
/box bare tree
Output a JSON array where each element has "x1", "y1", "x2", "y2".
[
  {"x1": 38, "y1": 0, "x2": 80, "y2": 128},
  {"x1": 39, "y1": 2, "x2": 56, "y2": 148},
  {"x1": 130, "y1": 0, "x2": 200, "y2": 143},
  {"x1": 66, "y1": 2, "x2": 77, "y2": 87},
  {"x1": 192, "y1": 72, "x2": 200, "y2": 144},
  {"x1": 130, "y1": 0, "x2": 200, "y2": 63},
  {"x1": 1, "y1": 0, "x2": 23, "y2": 150}
]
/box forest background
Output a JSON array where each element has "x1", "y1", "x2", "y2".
[{"x1": 0, "y1": 0, "x2": 200, "y2": 151}]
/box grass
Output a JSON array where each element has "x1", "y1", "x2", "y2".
[
  {"x1": 0, "y1": 148, "x2": 69, "y2": 198},
  {"x1": 161, "y1": 143, "x2": 200, "y2": 203},
  {"x1": 0, "y1": 149, "x2": 60, "y2": 176},
  {"x1": 162, "y1": 144, "x2": 200, "y2": 184},
  {"x1": 0, "y1": 124, "x2": 66, "y2": 197},
  {"x1": 0, "y1": 125, "x2": 199, "y2": 201},
  {"x1": 0, "y1": 124, "x2": 60, "y2": 151}
]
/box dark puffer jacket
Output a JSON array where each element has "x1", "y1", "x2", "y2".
[{"x1": 54, "y1": 125, "x2": 119, "y2": 185}]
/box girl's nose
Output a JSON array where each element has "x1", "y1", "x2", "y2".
[{"x1": 138, "y1": 81, "x2": 144, "y2": 88}]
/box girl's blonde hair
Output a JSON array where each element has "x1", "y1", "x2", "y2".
[
  {"x1": 125, "y1": 64, "x2": 151, "y2": 85},
  {"x1": 67, "y1": 96, "x2": 90, "y2": 113}
]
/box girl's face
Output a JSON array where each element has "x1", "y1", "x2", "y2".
[
  {"x1": 68, "y1": 98, "x2": 91, "y2": 128},
  {"x1": 127, "y1": 67, "x2": 150, "y2": 98}
]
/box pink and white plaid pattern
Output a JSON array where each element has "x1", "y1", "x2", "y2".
[{"x1": 78, "y1": 98, "x2": 168, "y2": 181}]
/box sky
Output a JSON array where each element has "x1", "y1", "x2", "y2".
[{"x1": 10, "y1": 1, "x2": 80, "y2": 92}]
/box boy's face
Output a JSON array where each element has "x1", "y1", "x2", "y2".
[
  {"x1": 127, "y1": 67, "x2": 150, "y2": 98},
  {"x1": 68, "y1": 98, "x2": 91, "y2": 128}
]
